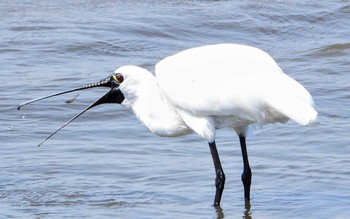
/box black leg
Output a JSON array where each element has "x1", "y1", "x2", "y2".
[
  {"x1": 239, "y1": 134, "x2": 252, "y2": 201},
  {"x1": 208, "y1": 141, "x2": 226, "y2": 206}
]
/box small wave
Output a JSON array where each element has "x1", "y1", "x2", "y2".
[
  {"x1": 307, "y1": 43, "x2": 350, "y2": 57},
  {"x1": 10, "y1": 25, "x2": 59, "y2": 32},
  {"x1": 64, "y1": 41, "x2": 129, "y2": 57}
]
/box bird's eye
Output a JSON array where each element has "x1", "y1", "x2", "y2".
[{"x1": 113, "y1": 73, "x2": 124, "y2": 83}]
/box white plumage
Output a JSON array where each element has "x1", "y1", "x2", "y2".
[
  {"x1": 19, "y1": 43, "x2": 317, "y2": 206},
  {"x1": 117, "y1": 44, "x2": 317, "y2": 143}
]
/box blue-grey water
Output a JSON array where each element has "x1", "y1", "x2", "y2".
[{"x1": 1, "y1": 1, "x2": 350, "y2": 218}]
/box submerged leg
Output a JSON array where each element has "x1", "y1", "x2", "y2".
[
  {"x1": 239, "y1": 134, "x2": 252, "y2": 201},
  {"x1": 208, "y1": 141, "x2": 226, "y2": 206}
]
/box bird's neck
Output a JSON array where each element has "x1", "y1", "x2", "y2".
[{"x1": 120, "y1": 73, "x2": 191, "y2": 137}]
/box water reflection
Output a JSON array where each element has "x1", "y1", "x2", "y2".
[
  {"x1": 215, "y1": 201, "x2": 252, "y2": 219},
  {"x1": 215, "y1": 206, "x2": 224, "y2": 219},
  {"x1": 243, "y1": 200, "x2": 252, "y2": 219}
]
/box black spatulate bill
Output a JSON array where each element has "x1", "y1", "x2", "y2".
[{"x1": 18, "y1": 73, "x2": 125, "y2": 146}]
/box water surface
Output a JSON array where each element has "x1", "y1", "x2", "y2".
[{"x1": 1, "y1": 1, "x2": 350, "y2": 218}]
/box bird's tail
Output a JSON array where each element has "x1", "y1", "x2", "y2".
[{"x1": 267, "y1": 94, "x2": 318, "y2": 126}]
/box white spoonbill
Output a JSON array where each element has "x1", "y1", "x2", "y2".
[{"x1": 18, "y1": 44, "x2": 317, "y2": 206}]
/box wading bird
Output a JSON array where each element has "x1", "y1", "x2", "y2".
[{"x1": 18, "y1": 44, "x2": 317, "y2": 206}]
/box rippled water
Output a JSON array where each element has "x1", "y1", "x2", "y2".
[{"x1": 1, "y1": 1, "x2": 350, "y2": 218}]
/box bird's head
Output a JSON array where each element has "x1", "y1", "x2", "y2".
[{"x1": 18, "y1": 71, "x2": 127, "y2": 146}]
